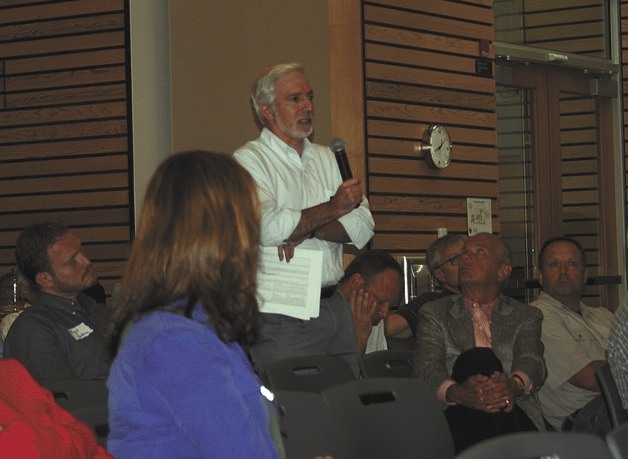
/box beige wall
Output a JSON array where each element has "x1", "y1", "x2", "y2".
[
  {"x1": 130, "y1": 0, "x2": 171, "y2": 226},
  {"x1": 169, "y1": 1, "x2": 331, "y2": 155}
]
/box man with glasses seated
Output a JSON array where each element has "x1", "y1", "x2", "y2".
[{"x1": 385, "y1": 234, "x2": 465, "y2": 342}]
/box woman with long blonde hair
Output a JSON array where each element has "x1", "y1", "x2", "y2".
[{"x1": 107, "y1": 150, "x2": 281, "y2": 458}]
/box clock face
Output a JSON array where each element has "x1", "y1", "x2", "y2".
[{"x1": 428, "y1": 125, "x2": 451, "y2": 169}]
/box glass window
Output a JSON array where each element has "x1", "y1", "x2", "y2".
[
  {"x1": 496, "y1": 85, "x2": 536, "y2": 303},
  {"x1": 494, "y1": 0, "x2": 611, "y2": 59}
]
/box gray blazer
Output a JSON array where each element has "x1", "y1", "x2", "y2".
[{"x1": 414, "y1": 294, "x2": 547, "y2": 430}]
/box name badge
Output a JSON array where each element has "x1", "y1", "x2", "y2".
[{"x1": 68, "y1": 322, "x2": 94, "y2": 341}]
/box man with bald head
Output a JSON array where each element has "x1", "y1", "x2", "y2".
[{"x1": 415, "y1": 232, "x2": 546, "y2": 453}]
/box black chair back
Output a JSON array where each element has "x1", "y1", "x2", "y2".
[
  {"x1": 38, "y1": 378, "x2": 109, "y2": 447},
  {"x1": 596, "y1": 362, "x2": 628, "y2": 428},
  {"x1": 321, "y1": 377, "x2": 455, "y2": 459},
  {"x1": 274, "y1": 390, "x2": 346, "y2": 458},
  {"x1": 456, "y1": 431, "x2": 613, "y2": 459},
  {"x1": 606, "y1": 421, "x2": 628, "y2": 459},
  {"x1": 358, "y1": 349, "x2": 414, "y2": 378},
  {"x1": 263, "y1": 354, "x2": 355, "y2": 393}
]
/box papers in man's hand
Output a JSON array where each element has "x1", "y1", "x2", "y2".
[{"x1": 257, "y1": 246, "x2": 323, "y2": 320}]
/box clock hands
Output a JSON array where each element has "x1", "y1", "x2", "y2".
[{"x1": 422, "y1": 124, "x2": 451, "y2": 169}]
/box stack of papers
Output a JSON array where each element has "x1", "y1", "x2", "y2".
[{"x1": 256, "y1": 247, "x2": 323, "y2": 320}]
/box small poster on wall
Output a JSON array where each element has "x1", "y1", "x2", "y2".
[{"x1": 467, "y1": 198, "x2": 492, "y2": 235}]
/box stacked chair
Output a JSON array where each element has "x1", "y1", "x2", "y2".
[
  {"x1": 274, "y1": 389, "x2": 345, "y2": 458},
  {"x1": 358, "y1": 349, "x2": 415, "y2": 378},
  {"x1": 322, "y1": 377, "x2": 454, "y2": 459},
  {"x1": 263, "y1": 354, "x2": 355, "y2": 393},
  {"x1": 266, "y1": 354, "x2": 455, "y2": 459},
  {"x1": 606, "y1": 422, "x2": 628, "y2": 459},
  {"x1": 596, "y1": 362, "x2": 628, "y2": 429},
  {"x1": 596, "y1": 362, "x2": 628, "y2": 459}
]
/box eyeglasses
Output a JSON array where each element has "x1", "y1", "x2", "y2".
[{"x1": 434, "y1": 254, "x2": 461, "y2": 271}]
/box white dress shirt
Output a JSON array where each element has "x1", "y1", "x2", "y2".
[
  {"x1": 365, "y1": 320, "x2": 388, "y2": 354},
  {"x1": 234, "y1": 128, "x2": 374, "y2": 286},
  {"x1": 531, "y1": 291, "x2": 613, "y2": 430}
]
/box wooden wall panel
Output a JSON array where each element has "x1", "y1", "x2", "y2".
[
  {"x1": 0, "y1": 0, "x2": 131, "y2": 300},
  {"x1": 363, "y1": 0, "x2": 497, "y2": 256},
  {"x1": 623, "y1": 1, "x2": 628, "y2": 230}
]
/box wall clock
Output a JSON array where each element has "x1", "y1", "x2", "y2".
[{"x1": 420, "y1": 124, "x2": 452, "y2": 169}]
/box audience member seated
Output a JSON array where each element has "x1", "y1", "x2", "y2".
[
  {"x1": 531, "y1": 236, "x2": 613, "y2": 434},
  {"x1": 4, "y1": 222, "x2": 112, "y2": 380},
  {"x1": 385, "y1": 234, "x2": 465, "y2": 341},
  {"x1": 334, "y1": 249, "x2": 403, "y2": 356},
  {"x1": 607, "y1": 303, "x2": 628, "y2": 410},
  {"x1": 0, "y1": 268, "x2": 35, "y2": 342},
  {"x1": 1, "y1": 270, "x2": 105, "y2": 345},
  {"x1": 107, "y1": 151, "x2": 283, "y2": 458},
  {"x1": 0, "y1": 358, "x2": 111, "y2": 458},
  {"x1": 415, "y1": 232, "x2": 546, "y2": 453}
]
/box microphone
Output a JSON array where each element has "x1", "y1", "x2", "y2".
[
  {"x1": 330, "y1": 138, "x2": 353, "y2": 181},
  {"x1": 330, "y1": 138, "x2": 359, "y2": 209}
]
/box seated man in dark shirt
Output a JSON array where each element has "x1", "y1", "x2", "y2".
[
  {"x1": 385, "y1": 234, "x2": 465, "y2": 341},
  {"x1": 4, "y1": 221, "x2": 112, "y2": 380}
]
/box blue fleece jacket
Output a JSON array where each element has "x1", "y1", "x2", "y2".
[{"x1": 107, "y1": 303, "x2": 279, "y2": 458}]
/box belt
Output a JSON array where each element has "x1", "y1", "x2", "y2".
[{"x1": 320, "y1": 285, "x2": 336, "y2": 299}]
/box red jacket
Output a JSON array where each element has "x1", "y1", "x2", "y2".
[{"x1": 0, "y1": 359, "x2": 112, "y2": 458}]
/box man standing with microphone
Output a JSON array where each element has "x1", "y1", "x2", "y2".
[{"x1": 234, "y1": 63, "x2": 374, "y2": 376}]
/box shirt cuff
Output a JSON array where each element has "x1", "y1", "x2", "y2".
[
  {"x1": 510, "y1": 370, "x2": 533, "y2": 394},
  {"x1": 437, "y1": 378, "x2": 457, "y2": 406},
  {"x1": 337, "y1": 203, "x2": 374, "y2": 249}
]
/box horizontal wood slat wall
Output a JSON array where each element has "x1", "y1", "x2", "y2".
[
  {"x1": 623, "y1": 1, "x2": 628, "y2": 232},
  {"x1": 363, "y1": 0, "x2": 497, "y2": 256},
  {"x1": 0, "y1": 0, "x2": 132, "y2": 299}
]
